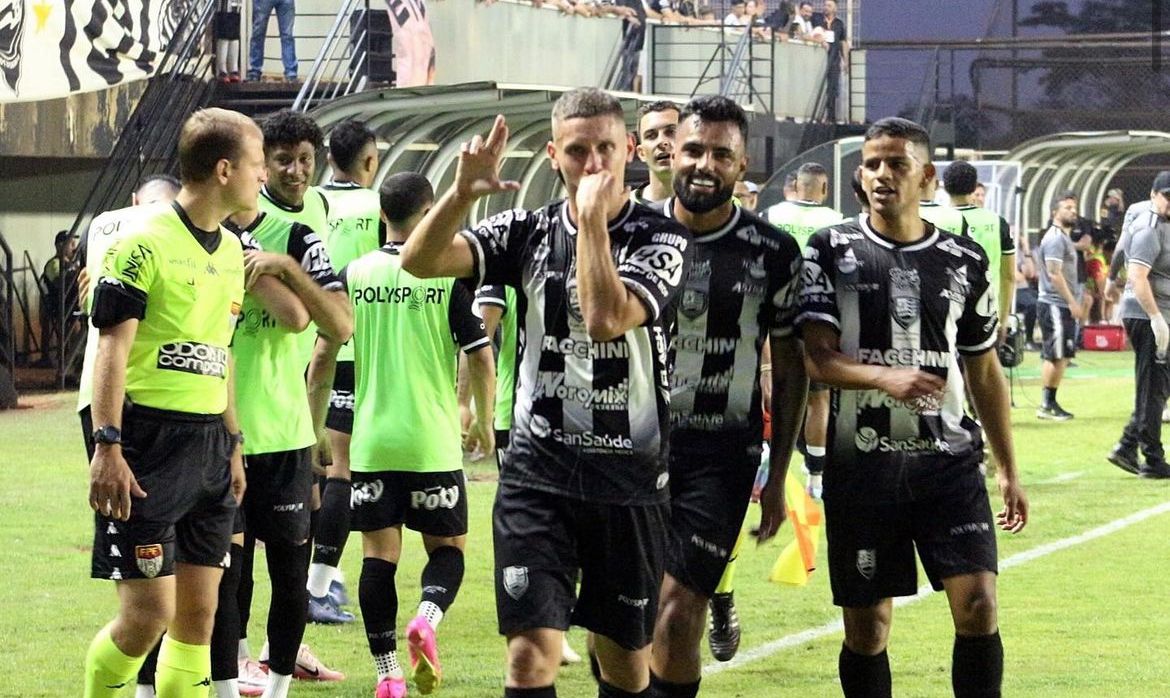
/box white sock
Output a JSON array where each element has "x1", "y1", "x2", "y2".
[
  {"x1": 216, "y1": 39, "x2": 228, "y2": 74},
  {"x1": 806, "y1": 445, "x2": 826, "y2": 457},
  {"x1": 227, "y1": 40, "x2": 240, "y2": 73},
  {"x1": 307, "y1": 562, "x2": 335, "y2": 598},
  {"x1": 418, "y1": 600, "x2": 444, "y2": 628},
  {"x1": 261, "y1": 673, "x2": 292, "y2": 698},
  {"x1": 374, "y1": 651, "x2": 403, "y2": 681},
  {"x1": 135, "y1": 686, "x2": 156, "y2": 698},
  {"x1": 238, "y1": 638, "x2": 251, "y2": 661},
  {"x1": 214, "y1": 678, "x2": 241, "y2": 698}
]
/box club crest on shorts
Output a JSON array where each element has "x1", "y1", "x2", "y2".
[
  {"x1": 503, "y1": 565, "x2": 529, "y2": 600},
  {"x1": 856, "y1": 549, "x2": 876, "y2": 580},
  {"x1": 135, "y1": 544, "x2": 164, "y2": 578}
]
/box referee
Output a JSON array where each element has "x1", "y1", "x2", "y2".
[{"x1": 83, "y1": 108, "x2": 261, "y2": 698}]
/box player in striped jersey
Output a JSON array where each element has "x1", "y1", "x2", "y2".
[
  {"x1": 646, "y1": 96, "x2": 806, "y2": 698},
  {"x1": 401, "y1": 88, "x2": 693, "y2": 698},
  {"x1": 798, "y1": 117, "x2": 1027, "y2": 698}
]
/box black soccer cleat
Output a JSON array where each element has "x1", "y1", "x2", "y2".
[
  {"x1": 1139, "y1": 461, "x2": 1170, "y2": 480},
  {"x1": 1107, "y1": 445, "x2": 1141, "y2": 475},
  {"x1": 1036, "y1": 403, "x2": 1074, "y2": 421},
  {"x1": 708, "y1": 592, "x2": 741, "y2": 662}
]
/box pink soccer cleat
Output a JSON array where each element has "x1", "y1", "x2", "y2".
[
  {"x1": 375, "y1": 675, "x2": 408, "y2": 698},
  {"x1": 237, "y1": 657, "x2": 268, "y2": 696},
  {"x1": 406, "y1": 616, "x2": 442, "y2": 694}
]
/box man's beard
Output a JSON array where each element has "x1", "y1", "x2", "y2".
[{"x1": 674, "y1": 173, "x2": 734, "y2": 214}]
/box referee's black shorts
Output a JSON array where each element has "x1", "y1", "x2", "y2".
[{"x1": 91, "y1": 402, "x2": 235, "y2": 581}]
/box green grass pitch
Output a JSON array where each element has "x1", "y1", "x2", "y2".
[{"x1": 4, "y1": 348, "x2": 1170, "y2": 696}]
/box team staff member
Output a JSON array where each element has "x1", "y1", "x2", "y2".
[
  {"x1": 307, "y1": 118, "x2": 385, "y2": 624},
  {"x1": 764, "y1": 161, "x2": 845, "y2": 500},
  {"x1": 632, "y1": 101, "x2": 680, "y2": 204},
  {"x1": 83, "y1": 108, "x2": 261, "y2": 698},
  {"x1": 1110, "y1": 171, "x2": 1170, "y2": 479},
  {"x1": 1035, "y1": 193, "x2": 1082, "y2": 421},
  {"x1": 647, "y1": 96, "x2": 806, "y2": 698},
  {"x1": 401, "y1": 88, "x2": 693, "y2": 698},
  {"x1": 944, "y1": 161, "x2": 1015, "y2": 339},
  {"x1": 229, "y1": 185, "x2": 353, "y2": 697},
  {"x1": 315, "y1": 172, "x2": 494, "y2": 698},
  {"x1": 798, "y1": 117, "x2": 1027, "y2": 698}
]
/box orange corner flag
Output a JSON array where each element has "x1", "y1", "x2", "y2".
[{"x1": 769, "y1": 469, "x2": 823, "y2": 586}]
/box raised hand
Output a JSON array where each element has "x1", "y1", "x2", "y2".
[{"x1": 455, "y1": 115, "x2": 522, "y2": 200}]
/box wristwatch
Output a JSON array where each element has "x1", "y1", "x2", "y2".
[
  {"x1": 229, "y1": 431, "x2": 245, "y2": 448},
  {"x1": 92, "y1": 425, "x2": 122, "y2": 445}
]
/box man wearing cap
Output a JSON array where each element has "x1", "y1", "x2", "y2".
[{"x1": 1108, "y1": 172, "x2": 1170, "y2": 479}]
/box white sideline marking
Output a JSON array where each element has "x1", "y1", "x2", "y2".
[
  {"x1": 703, "y1": 500, "x2": 1170, "y2": 676},
  {"x1": 1037, "y1": 471, "x2": 1083, "y2": 485}
]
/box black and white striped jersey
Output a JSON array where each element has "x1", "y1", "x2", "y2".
[
  {"x1": 796, "y1": 215, "x2": 997, "y2": 491},
  {"x1": 460, "y1": 199, "x2": 692, "y2": 505},
  {"x1": 651, "y1": 200, "x2": 803, "y2": 451}
]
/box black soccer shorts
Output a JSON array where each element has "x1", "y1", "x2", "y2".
[
  {"x1": 241, "y1": 447, "x2": 313, "y2": 547},
  {"x1": 350, "y1": 469, "x2": 468, "y2": 537},
  {"x1": 824, "y1": 464, "x2": 998, "y2": 608},
  {"x1": 492, "y1": 482, "x2": 668, "y2": 651},
  {"x1": 325, "y1": 360, "x2": 355, "y2": 434},
  {"x1": 665, "y1": 443, "x2": 760, "y2": 597},
  {"x1": 91, "y1": 404, "x2": 235, "y2": 581},
  {"x1": 1038, "y1": 301, "x2": 1077, "y2": 361}
]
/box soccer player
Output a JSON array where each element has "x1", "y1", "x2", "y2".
[
  {"x1": 797, "y1": 116, "x2": 1028, "y2": 698},
  {"x1": 229, "y1": 170, "x2": 354, "y2": 697},
  {"x1": 400, "y1": 88, "x2": 693, "y2": 697},
  {"x1": 919, "y1": 176, "x2": 967, "y2": 236},
  {"x1": 313, "y1": 171, "x2": 494, "y2": 698},
  {"x1": 82, "y1": 107, "x2": 260, "y2": 698},
  {"x1": 765, "y1": 162, "x2": 844, "y2": 500},
  {"x1": 1035, "y1": 193, "x2": 1082, "y2": 421},
  {"x1": 944, "y1": 161, "x2": 1015, "y2": 340},
  {"x1": 632, "y1": 100, "x2": 680, "y2": 204},
  {"x1": 646, "y1": 96, "x2": 806, "y2": 698},
  {"x1": 306, "y1": 117, "x2": 384, "y2": 624}
]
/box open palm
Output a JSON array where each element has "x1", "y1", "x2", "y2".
[{"x1": 455, "y1": 114, "x2": 521, "y2": 199}]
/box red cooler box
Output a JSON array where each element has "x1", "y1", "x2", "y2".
[{"x1": 1082, "y1": 324, "x2": 1126, "y2": 351}]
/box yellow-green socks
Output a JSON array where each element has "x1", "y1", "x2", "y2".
[
  {"x1": 84, "y1": 623, "x2": 148, "y2": 698},
  {"x1": 156, "y1": 635, "x2": 212, "y2": 697},
  {"x1": 714, "y1": 526, "x2": 748, "y2": 595}
]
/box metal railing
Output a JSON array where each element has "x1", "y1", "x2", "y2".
[
  {"x1": 649, "y1": 24, "x2": 776, "y2": 114},
  {"x1": 293, "y1": 0, "x2": 389, "y2": 113}
]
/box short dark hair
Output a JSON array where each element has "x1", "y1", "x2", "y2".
[
  {"x1": 796, "y1": 162, "x2": 828, "y2": 182},
  {"x1": 850, "y1": 170, "x2": 867, "y2": 208},
  {"x1": 864, "y1": 117, "x2": 931, "y2": 153},
  {"x1": 784, "y1": 172, "x2": 798, "y2": 188},
  {"x1": 680, "y1": 95, "x2": 749, "y2": 143},
  {"x1": 379, "y1": 172, "x2": 434, "y2": 224},
  {"x1": 552, "y1": 88, "x2": 624, "y2": 125},
  {"x1": 1051, "y1": 193, "x2": 1077, "y2": 213},
  {"x1": 329, "y1": 119, "x2": 376, "y2": 174},
  {"x1": 637, "y1": 100, "x2": 680, "y2": 121},
  {"x1": 262, "y1": 108, "x2": 324, "y2": 152},
  {"x1": 135, "y1": 173, "x2": 181, "y2": 193},
  {"x1": 177, "y1": 108, "x2": 257, "y2": 183},
  {"x1": 943, "y1": 160, "x2": 979, "y2": 196}
]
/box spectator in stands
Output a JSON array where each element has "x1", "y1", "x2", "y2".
[
  {"x1": 790, "y1": 1, "x2": 813, "y2": 39},
  {"x1": 247, "y1": 0, "x2": 297, "y2": 82},
  {"x1": 38, "y1": 230, "x2": 78, "y2": 367},
  {"x1": 696, "y1": 5, "x2": 716, "y2": 21},
  {"x1": 214, "y1": 0, "x2": 242, "y2": 82},
  {"x1": 816, "y1": 0, "x2": 849, "y2": 121},
  {"x1": 755, "y1": 0, "x2": 793, "y2": 40},
  {"x1": 385, "y1": 0, "x2": 436, "y2": 86},
  {"x1": 724, "y1": 0, "x2": 749, "y2": 26},
  {"x1": 614, "y1": 0, "x2": 648, "y2": 90}
]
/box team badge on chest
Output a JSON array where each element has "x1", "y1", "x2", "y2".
[{"x1": 889, "y1": 267, "x2": 921, "y2": 330}]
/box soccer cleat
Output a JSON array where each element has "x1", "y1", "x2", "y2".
[
  {"x1": 309, "y1": 594, "x2": 356, "y2": 624},
  {"x1": 1139, "y1": 461, "x2": 1170, "y2": 479},
  {"x1": 707, "y1": 592, "x2": 741, "y2": 662},
  {"x1": 406, "y1": 616, "x2": 442, "y2": 694},
  {"x1": 375, "y1": 675, "x2": 408, "y2": 698},
  {"x1": 1107, "y1": 445, "x2": 1141, "y2": 475},
  {"x1": 560, "y1": 635, "x2": 581, "y2": 665},
  {"x1": 1036, "y1": 403, "x2": 1074, "y2": 421},
  {"x1": 263, "y1": 643, "x2": 346, "y2": 681},
  {"x1": 329, "y1": 578, "x2": 351, "y2": 607},
  {"x1": 237, "y1": 658, "x2": 268, "y2": 696}
]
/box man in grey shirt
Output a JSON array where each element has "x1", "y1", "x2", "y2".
[
  {"x1": 1109, "y1": 171, "x2": 1170, "y2": 479},
  {"x1": 1034, "y1": 193, "x2": 1083, "y2": 420}
]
